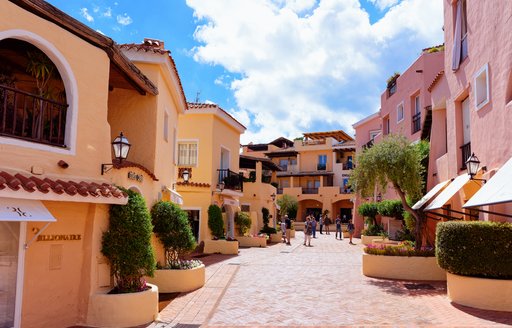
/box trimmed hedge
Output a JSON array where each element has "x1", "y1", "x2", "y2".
[
  {"x1": 377, "y1": 200, "x2": 403, "y2": 220},
  {"x1": 436, "y1": 221, "x2": 512, "y2": 279},
  {"x1": 208, "y1": 204, "x2": 224, "y2": 239}
]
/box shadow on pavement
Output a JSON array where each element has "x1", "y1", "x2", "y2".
[
  {"x1": 450, "y1": 302, "x2": 512, "y2": 325},
  {"x1": 366, "y1": 278, "x2": 447, "y2": 297}
]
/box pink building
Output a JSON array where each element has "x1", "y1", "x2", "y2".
[
  {"x1": 421, "y1": 0, "x2": 512, "y2": 224},
  {"x1": 353, "y1": 48, "x2": 444, "y2": 237}
]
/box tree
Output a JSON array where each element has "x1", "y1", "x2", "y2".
[
  {"x1": 102, "y1": 188, "x2": 155, "y2": 293},
  {"x1": 151, "y1": 201, "x2": 196, "y2": 269},
  {"x1": 350, "y1": 134, "x2": 428, "y2": 248},
  {"x1": 276, "y1": 194, "x2": 298, "y2": 219}
]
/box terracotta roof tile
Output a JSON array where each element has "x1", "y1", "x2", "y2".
[
  {"x1": 428, "y1": 70, "x2": 444, "y2": 92},
  {"x1": 176, "y1": 181, "x2": 211, "y2": 188},
  {"x1": 112, "y1": 160, "x2": 159, "y2": 181},
  {"x1": 0, "y1": 170, "x2": 127, "y2": 201},
  {"x1": 187, "y1": 102, "x2": 246, "y2": 130}
]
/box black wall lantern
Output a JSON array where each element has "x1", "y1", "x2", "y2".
[
  {"x1": 101, "y1": 132, "x2": 131, "y2": 175},
  {"x1": 466, "y1": 153, "x2": 486, "y2": 182}
]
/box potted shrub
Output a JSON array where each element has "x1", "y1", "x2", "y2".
[
  {"x1": 87, "y1": 189, "x2": 158, "y2": 328},
  {"x1": 260, "y1": 207, "x2": 278, "y2": 243},
  {"x1": 436, "y1": 221, "x2": 512, "y2": 312},
  {"x1": 362, "y1": 240, "x2": 445, "y2": 281},
  {"x1": 204, "y1": 204, "x2": 238, "y2": 254},
  {"x1": 236, "y1": 211, "x2": 266, "y2": 247},
  {"x1": 358, "y1": 202, "x2": 385, "y2": 244},
  {"x1": 146, "y1": 201, "x2": 205, "y2": 293}
]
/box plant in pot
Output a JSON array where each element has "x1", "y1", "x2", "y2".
[
  {"x1": 260, "y1": 207, "x2": 276, "y2": 235},
  {"x1": 90, "y1": 189, "x2": 158, "y2": 328},
  {"x1": 101, "y1": 188, "x2": 155, "y2": 293},
  {"x1": 204, "y1": 204, "x2": 238, "y2": 254},
  {"x1": 148, "y1": 201, "x2": 204, "y2": 293},
  {"x1": 235, "y1": 211, "x2": 252, "y2": 236},
  {"x1": 208, "y1": 204, "x2": 224, "y2": 240}
]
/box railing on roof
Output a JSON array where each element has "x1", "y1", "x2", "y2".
[
  {"x1": 218, "y1": 169, "x2": 243, "y2": 192},
  {"x1": 0, "y1": 85, "x2": 68, "y2": 147},
  {"x1": 302, "y1": 187, "x2": 318, "y2": 194},
  {"x1": 302, "y1": 139, "x2": 326, "y2": 146}
]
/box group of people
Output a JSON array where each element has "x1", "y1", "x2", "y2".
[{"x1": 303, "y1": 213, "x2": 355, "y2": 246}]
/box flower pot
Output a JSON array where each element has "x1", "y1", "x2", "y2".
[
  {"x1": 447, "y1": 272, "x2": 512, "y2": 312},
  {"x1": 269, "y1": 233, "x2": 283, "y2": 243},
  {"x1": 362, "y1": 254, "x2": 446, "y2": 281},
  {"x1": 203, "y1": 239, "x2": 239, "y2": 254},
  {"x1": 86, "y1": 283, "x2": 158, "y2": 328},
  {"x1": 237, "y1": 236, "x2": 267, "y2": 247},
  {"x1": 146, "y1": 265, "x2": 205, "y2": 293}
]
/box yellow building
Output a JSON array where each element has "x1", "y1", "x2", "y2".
[
  {"x1": 0, "y1": 1, "x2": 158, "y2": 327},
  {"x1": 242, "y1": 130, "x2": 355, "y2": 224},
  {"x1": 177, "y1": 103, "x2": 246, "y2": 242}
]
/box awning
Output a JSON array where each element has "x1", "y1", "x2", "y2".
[
  {"x1": 424, "y1": 174, "x2": 470, "y2": 211},
  {"x1": 169, "y1": 189, "x2": 184, "y2": 205},
  {"x1": 464, "y1": 157, "x2": 512, "y2": 208},
  {"x1": 412, "y1": 179, "x2": 451, "y2": 210},
  {"x1": 0, "y1": 198, "x2": 57, "y2": 222},
  {"x1": 223, "y1": 197, "x2": 240, "y2": 207}
]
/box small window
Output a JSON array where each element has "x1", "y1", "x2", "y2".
[
  {"x1": 474, "y1": 63, "x2": 490, "y2": 110},
  {"x1": 317, "y1": 155, "x2": 327, "y2": 170},
  {"x1": 178, "y1": 142, "x2": 198, "y2": 166},
  {"x1": 241, "y1": 204, "x2": 250, "y2": 212},
  {"x1": 369, "y1": 130, "x2": 380, "y2": 141},
  {"x1": 163, "y1": 112, "x2": 169, "y2": 142},
  {"x1": 383, "y1": 116, "x2": 390, "y2": 135},
  {"x1": 397, "y1": 102, "x2": 404, "y2": 122}
]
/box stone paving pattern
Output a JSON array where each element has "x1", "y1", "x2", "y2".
[{"x1": 148, "y1": 232, "x2": 512, "y2": 328}]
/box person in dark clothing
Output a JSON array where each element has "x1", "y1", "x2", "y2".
[{"x1": 285, "y1": 215, "x2": 292, "y2": 245}]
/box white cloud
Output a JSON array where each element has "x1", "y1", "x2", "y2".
[
  {"x1": 116, "y1": 13, "x2": 133, "y2": 26},
  {"x1": 186, "y1": 0, "x2": 443, "y2": 143},
  {"x1": 80, "y1": 8, "x2": 94, "y2": 22},
  {"x1": 103, "y1": 7, "x2": 112, "y2": 18},
  {"x1": 368, "y1": 0, "x2": 400, "y2": 11},
  {"x1": 93, "y1": 5, "x2": 100, "y2": 13}
]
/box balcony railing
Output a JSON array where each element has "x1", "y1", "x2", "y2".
[
  {"x1": 218, "y1": 169, "x2": 243, "y2": 191},
  {"x1": 460, "y1": 142, "x2": 471, "y2": 170},
  {"x1": 302, "y1": 187, "x2": 318, "y2": 194},
  {"x1": 317, "y1": 163, "x2": 326, "y2": 171},
  {"x1": 277, "y1": 187, "x2": 283, "y2": 194},
  {"x1": 412, "y1": 112, "x2": 421, "y2": 134},
  {"x1": 0, "y1": 85, "x2": 68, "y2": 147}
]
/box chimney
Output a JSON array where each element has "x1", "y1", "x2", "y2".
[{"x1": 143, "y1": 38, "x2": 165, "y2": 50}]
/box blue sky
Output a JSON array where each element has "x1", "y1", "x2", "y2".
[{"x1": 47, "y1": 0, "x2": 443, "y2": 144}]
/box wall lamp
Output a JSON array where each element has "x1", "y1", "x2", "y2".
[
  {"x1": 466, "y1": 153, "x2": 486, "y2": 183},
  {"x1": 101, "y1": 132, "x2": 131, "y2": 175},
  {"x1": 182, "y1": 169, "x2": 190, "y2": 183}
]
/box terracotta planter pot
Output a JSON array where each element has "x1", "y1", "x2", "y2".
[
  {"x1": 146, "y1": 265, "x2": 205, "y2": 293},
  {"x1": 86, "y1": 283, "x2": 158, "y2": 328},
  {"x1": 237, "y1": 236, "x2": 267, "y2": 247},
  {"x1": 447, "y1": 272, "x2": 512, "y2": 312},
  {"x1": 362, "y1": 254, "x2": 446, "y2": 281},
  {"x1": 203, "y1": 239, "x2": 239, "y2": 254}
]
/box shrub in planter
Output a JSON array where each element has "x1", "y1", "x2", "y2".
[
  {"x1": 102, "y1": 188, "x2": 156, "y2": 293},
  {"x1": 361, "y1": 223, "x2": 384, "y2": 236},
  {"x1": 364, "y1": 241, "x2": 435, "y2": 257},
  {"x1": 436, "y1": 221, "x2": 512, "y2": 279},
  {"x1": 235, "y1": 211, "x2": 251, "y2": 236},
  {"x1": 151, "y1": 201, "x2": 198, "y2": 269},
  {"x1": 208, "y1": 204, "x2": 224, "y2": 239}
]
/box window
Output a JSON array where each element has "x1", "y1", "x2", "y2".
[
  {"x1": 452, "y1": 0, "x2": 468, "y2": 70},
  {"x1": 163, "y1": 112, "x2": 169, "y2": 142},
  {"x1": 369, "y1": 130, "x2": 380, "y2": 141},
  {"x1": 178, "y1": 142, "x2": 197, "y2": 166},
  {"x1": 279, "y1": 159, "x2": 288, "y2": 170},
  {"x1": 412, "y1": 95, "x2": 421, "y2": 133},
  {"x1": 397, "y1": 102, "x2": 404, "y2": 122},
  {"x1": 383, "y1": 116, "x2": 390, "y2": 135},
  {"x1": 317, "y1": 155, "x2": 327, "y2": 170},
  {"x1": 474, "y1": 64, "x2": 490, "y2": 110}
]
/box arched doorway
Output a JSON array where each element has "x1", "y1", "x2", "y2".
[
  {"x1": 298, "y1": 199, "x2": 322, "y2": 222},
  {"x1": 332, "y1": 199, "x2": 353, "y2": 223}
]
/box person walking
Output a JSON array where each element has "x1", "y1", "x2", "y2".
[
  {"x1": 303, "y1": 216, "x2": 312, "y2": 246},
  {"x1": 285, "y1": 215, "x2": 292, "y2": 245},
  {"x1": 335, "y1": 215, "x2": 343, "y2": 240},
  {"x1": 311, "y1": 216, "x2": 317, "y2": 238},
  {"x1": 319, "y1": 215, "x2": 323, "y2": 234},
  {"x1": 324, "y1": 214, "x2": 331, "y2": 235},
  {"x1": 347, "y1": 218, "x2": 355, "y2": 245},
  {"x1": 280, "y1": 218, "x2": 287, "y2": 243}
]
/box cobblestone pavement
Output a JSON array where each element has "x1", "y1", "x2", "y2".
[{"x1": 148, "y1": 232, "x2": 512, "y2": 328}]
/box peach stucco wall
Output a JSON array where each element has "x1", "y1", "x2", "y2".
[{"x1": 0, "y1": 1, "x2": 112, "y2": 178}]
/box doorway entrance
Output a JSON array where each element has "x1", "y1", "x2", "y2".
[
  {"x1": 339, "y1": 208, "x2": 352, "y2": 223},
  {"x1": 306, "y1": 208, "x2": 322, "y2": 221},
  {"x1": 185, "y1": 210, "x2": 200, "y2": 241}
]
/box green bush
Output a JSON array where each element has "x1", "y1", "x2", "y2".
[
  {"x1": 102, "y1": 188, "x2": 156, "y2": 293},
  {"x1": 151, "y1": 201, "x2": 197, "y2": 269},
  {"x1": 208, "y1": 204, "x2": 224, "y2": 239},
  {"x1": 361, "y1": 223, "x2": 384, "y2": 236},
  {"x1": 358, "y1": 202, "x2": 379, "y2": 225},
  {"x1": 276, "y1": 194, "x2": 298, "y2": 219},
  {"x1": 377, "y1": 200, "x2": 403, "y2": 220},
  {"x1": 235, "y1": 212, "x2": 252, "y2": 236},
  {"x1": 260, "y1": 225, "x2": 277, "y2": 235},
  {"x1": 436, "y1": 221, "x2": 512, "y2": 279},
  {"x1": 364, "y1": 241, "x2": 434, "y2": 257}
]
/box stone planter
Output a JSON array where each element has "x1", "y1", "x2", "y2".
[
  {"x1": 361, "y1": 235, "x2": 385, "y2": 245},
  {"x1": 269, "y1": 233, "x2": 283, "y2": 243},
  {"x1": 237, "y1": 236, "x2": 267, "y2": 247},
  {"x1": 362, "y1": 254, "x2": 446, "y2": 281},
  {"x1": 146, "y1": 265, "x2": 205, "y2": 293},
  {"x1": 86, "y1": 283, "x2": 158, "y2": 328},
  {"x1": 447, "y1": 272, "x2": 512, "y2": 312},
  {"x1": 203, "y1": 239, "x2": 239, "y2": 254}
]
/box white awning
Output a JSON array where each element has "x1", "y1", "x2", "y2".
[
  {"x1": 412, "y1": 179, "x2": 452, "y2": 210},
  {"x1": 169, "y1": 189, "x2": 184, "y2": 205},
  {"x1": 425, "y1": 174, "x2": 470, "y2": 211},
  {"x1": 0, "y1": 198, "x2": 57, "y2": 222},
  {"x1": 464, "y1": 157, "x2": 512, "y2": 208}
]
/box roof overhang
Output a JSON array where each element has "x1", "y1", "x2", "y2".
[
  {"x1": 412, "y1": 179, "x2": 451, "y2": 210},
  {"x1": 0, "y1": 198, "x2": 56, "y2": 222},
  {"x1": 424, "y1": 174, "x2": 470, "y2": 211},
  {"x1": 264, "y1": 151, "x2": 299, "y2": 158},
  {"x1": 239, "y1": 155, "x2": 283, "y2": 171},
  {"x1": 303, "y1": 130, "x2": 353, "y2": 142}
]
